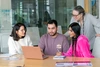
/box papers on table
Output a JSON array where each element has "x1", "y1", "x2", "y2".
[
  {"x1": 0, "y1": 54, "x2": 21, "y2": 60},
  {"x1": 0, "y1": 53, "x2": 10, "y2": 57},
  {"x1": 55, "y1": 61, "x2": 92, "y2": 67},
  {"x1": 53, "y1": 56, "x2": 66, "y2": 60}
]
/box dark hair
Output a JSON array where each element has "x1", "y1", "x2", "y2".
[
  {"x1": 69, "y1": 22, "x2": 80, "y2": 38},
  {"x1": 47, "y1": 20, "x2": 58, "y2": 27},
  {"x1": 74, "y1": 5, "x2": 85, "y2": 16},
  {"x1": 69, "y1": 22, "x2": 81, "y2": 56},
  {"x1": 10, "y1": 23, "x2": 27, "y2": 41}
]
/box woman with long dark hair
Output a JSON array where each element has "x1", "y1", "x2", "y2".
[
  {"x1": 8, "y1": 23, "x2": 33, "y2": 55},
  {"x1": 57, "y1": 22, "x2": 94, "y2": 58}
]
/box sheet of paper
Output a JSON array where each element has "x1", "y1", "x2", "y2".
[
  {"x1": 55, "y1": 61, "x2": 92, "y2": 67},
  {"x1": 0, "y1": 54, "x2": 21, "y2": 61},
  {"x1": 0, "y1": 53, "x2": 10, "y2": 57},
  {"x1": 53, "y1": 56, "x2": 66, "y2": 60}
]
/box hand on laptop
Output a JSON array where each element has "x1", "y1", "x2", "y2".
[
  {"x1": 40, "y1": 49, "x2": 44, "y2": 56},
  {"x1": 41, "y1": 52, "x2": 44, "y2": 56}
]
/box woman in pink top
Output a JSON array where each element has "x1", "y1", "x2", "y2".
[{"x1": 57, "y1": 22, "x2": 94, "y2": 58}]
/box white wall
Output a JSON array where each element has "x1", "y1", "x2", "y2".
[
  {"x1": 77, "y1": 0, "x2": 84, "y2": 8},
  {"x1": 0, "y1": 0, "x2": 11, "y2": 9}
]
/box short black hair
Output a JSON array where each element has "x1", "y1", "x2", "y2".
[
  {"x1": 74, "y1": 5, "x2": 85, "y2": 16},
  {"x1": 47, "y1": 20, "x2": 58, "y2": 27},
  {"x1": 10, "y1": 23, "x2": 27, "y2": 41}
]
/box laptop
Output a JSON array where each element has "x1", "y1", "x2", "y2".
[{"x1": 22, "y1": 46, "x2": 48, "y2": 60}]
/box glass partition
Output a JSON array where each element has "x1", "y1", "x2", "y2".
[{"x1": 11, "y1": 0, "x2": 76, "y2": 36}]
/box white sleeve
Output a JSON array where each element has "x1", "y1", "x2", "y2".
[
  {"x1": 8, "y1": 37, "x2": 17, "y2": 55},
  {"x1": 89, "y1": 14, "x2": 100, "y2": 27}
]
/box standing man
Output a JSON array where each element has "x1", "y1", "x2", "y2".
[{"x1": 38, "y1": 20, "x2": 69, "y2": 56}]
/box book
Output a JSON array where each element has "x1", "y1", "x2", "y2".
[
  {"x1": 53, "y1": 56, "x2": 66, "y2": 60},
  {"x1": 55, "y1": 61, "x2": 92, "y2": 67},
  {"x1": 73, "y1": 61, "x2": 92, "y2": 66},
  {"x1": 56, "y1": 61, "x2": 73, "y2": 67}
]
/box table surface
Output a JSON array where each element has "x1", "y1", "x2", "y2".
[{"x1": 0, "y1": 56, "x2": 100, "y2": 67}]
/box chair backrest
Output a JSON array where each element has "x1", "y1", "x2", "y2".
[
  {"x1": 26, "y1": 27, "x2": 40, "y2": 46},
  {"x1": 57, "y1": 26, "x2": 62, "y2": 34},
  {"x1": 0, "y1": 32, "x2": 11, "y2": 53}
]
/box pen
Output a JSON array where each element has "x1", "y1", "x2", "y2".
[{"x1": 57, "y1": 48, "x2": 60, "y2": 52}]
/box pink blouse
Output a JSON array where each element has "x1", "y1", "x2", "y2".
[{"x1": 62, "y1": 35, "x2": 94, "y2": 58}]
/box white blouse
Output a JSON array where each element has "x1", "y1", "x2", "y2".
[{"x1": 8, "y1": 35, "x2": 33, "y2": 55}]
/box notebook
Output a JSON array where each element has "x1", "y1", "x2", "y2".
[
  {"x1": 53, "y1": 55, "x2": 66, "y2": 60},
  {"x1": 22, "y1": 46, "x2": 48, "y2": 60},
  {"x1": 55, "y1": 61, "x2": 92, "y2": 67}
]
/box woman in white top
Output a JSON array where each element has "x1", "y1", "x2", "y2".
[{"x1": 8, "y1": 23, "x2": 33, "y2": 55}]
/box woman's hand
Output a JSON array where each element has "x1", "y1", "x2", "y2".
[{"x1": 56, "y1": 52, "x2": 62, "y2": 56}]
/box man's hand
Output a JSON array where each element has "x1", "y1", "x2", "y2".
[
  {"x1": 96, "y1": 34, "x2": 100, "y2": 37},
  {"x1": 40, "y1": 49, "x2": 44, "y2": 56}
]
